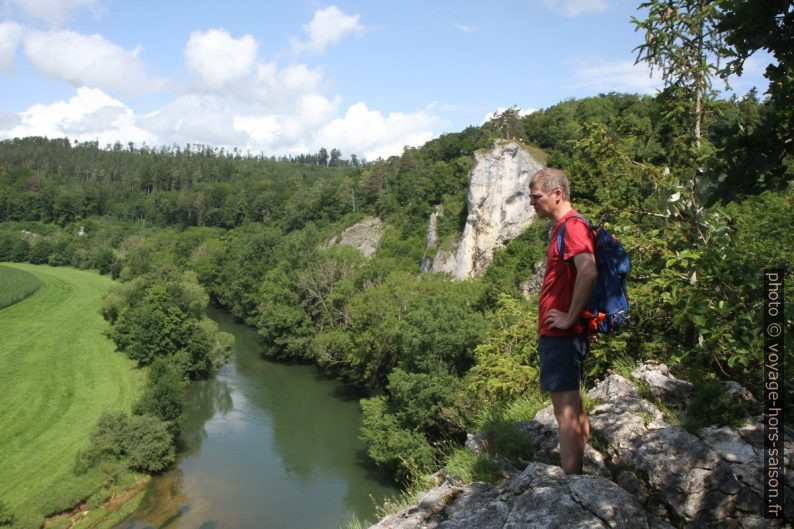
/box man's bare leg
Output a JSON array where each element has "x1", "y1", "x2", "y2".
[
  {"x1": 550, "y1": 389, "x2": 589, "y2": 474},
  {"x1": 578, "y1": 392, "x2": 590, "y2": 455}
]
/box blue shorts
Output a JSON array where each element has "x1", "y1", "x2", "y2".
[{"x1": 538, "y1": 334, "x2": 588, "y2": 392}]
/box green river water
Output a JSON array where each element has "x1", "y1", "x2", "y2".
[{"x1": 116, "y1": 306, "x2": 398, "y2": 529}]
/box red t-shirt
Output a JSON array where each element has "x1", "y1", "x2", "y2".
[{"x1": 538, "y1": 210, "x2": 595, "y2": 336}]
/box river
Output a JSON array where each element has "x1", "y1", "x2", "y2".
[{"x1": 116, "y1": 306, "x2": 398, "y2": 529}]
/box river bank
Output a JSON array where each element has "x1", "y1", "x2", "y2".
[{"x1": 114, "y1": 305, "x2": 398, "y2": 529}]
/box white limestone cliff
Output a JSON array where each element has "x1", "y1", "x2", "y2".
[
  {"x1": 429, "y1": 141, "x2": 544, "y2": 279},
  {"x1": 323, "y1": 217, "x2": 385, "y2": 258}
]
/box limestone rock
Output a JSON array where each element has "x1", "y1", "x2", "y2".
[
  {"x1": 722, "y1": 380, "x2": 757, "y2": 404},
  {"x1": 369, "y1": 464, "x2": 671, "y2": 529},
  {"x1": 420, "y1": 208, "x2": 441, "y2": 272},
  {"x1": 630, "y1": 361, "x2": 693, "y2": 404},
  {"x1": 429, "y1": 141, "x2": 544, "y2": 279},
  {"x1": 371, "y1": 365, "x2": 792, "y2": 529},
  {"x1": 323, "y1": 217, "x2": 385, "y2": 257},
  {"x1": 586, "y1": 371, "x2": 791, "y2": 528}
]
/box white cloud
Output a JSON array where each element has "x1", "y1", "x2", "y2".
[
  {"x1": 3, "y1": 0, "x2": 104, "y2": 26},
  {"x1": 23, "y1": 29, "x2": 161, "y2": 96},
  {"x1": 137, "y1": 95, "x2": 249, "y2": 147},
  {"x1": 1, "y1": 87, "x2": 438, "y2": 159},
  {"x1": 1, "y1": 86, "x2": 153, "y2": 145},
  {"x1": 184, "y1": 28, "x2": 258, "y2": 89},
  {"x1": 276, "y1": 93, "x2": 342, "y2": 145},
  {"x1": 0, "y1": 6, "x2": 438, "y2": 160},
  {"x1": 291, "y1": 5, "x2": 364, "y2": 55},
  {"x1": 0, "y1": 20, "x2": 24, "y2": 72},
  {"x1": 313, "y1": 102, "x2": 437, "y2": 160},
  {"x1": 541, "y1": 0, "x2": 608, "y2": 17},
  {"x1": 249, "y1": 62, "x2": 327, "y2": 109},
  {"x1": 233, "y1": 114, "x2": 280, "y2": 144},
  {"x1": 573, "y1": 59, "x2": 663, "y2": 93}
]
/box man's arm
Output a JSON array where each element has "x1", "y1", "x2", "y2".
[{"x1": 545, "y1": 252, "x2": 597, "y2": 330}]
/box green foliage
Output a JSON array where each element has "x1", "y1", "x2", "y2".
[
  {"x1": 255, "y1": 267, "x2": 314, "y2": 360},
  {"x1": 444, "y1": 447, "x2": 502, "y2": 484},
  {"x1": 465, "y1": 295, "x2": 538, "y2": 407},
  {"x1": 133, "y1": 358, "x2": 186, "y2": 436},
  {"x1": 386, "y1": 367, "x2": 465, "y2": 437},
  {"x1": 680, "y1": 373, "x2": 755, "y2": 433},
  {"x1": 105, "y1": 268, "x2": 232, "y2": 378},
  {"x1": 122, "y1": 415, "x2": 177, "y2": 473},
  {"x1": 0, "y1": 265, "x2": 41, "y2": 309},
  {"x1": 482, "y1": 107, "x2": 528, "y2": 142},
  {"x1": 719, "y1": 0, "x2": 794, "y2": 172},
  {"x1": 632, "y1": 0, "x2": 725, "y2": 148},
  {"x1": 706, "y1": 92, "x2": 793, "y2": 201},
  {"x1": 76, "y1": 411, "x2": 176, "y2": 475},
  {"x1": 359, "y1": 396, "x2": 437, "y2": 482},
  {"x1": 479, "y1": 412, "x2": 534, "y2": 462}
]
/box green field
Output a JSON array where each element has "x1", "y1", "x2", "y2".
[
  {"x1": 0, "y1": 265, "x2": 41, "y2": 310},
  {"x1": 0, "y1": 264, "x2": 144, "y2": 529}
]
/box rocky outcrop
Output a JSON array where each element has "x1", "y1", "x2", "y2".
[
  {"x1": 428, "y1": 141, "x2": 544, "y2": 279},
  {"x1": 370, "y1": 463, "x2": 673, "y2": 529},
  {"x1": 323, "y1": 217, "x2": 385, "y2": 258},
  {"x1": 370, "y1": 365, "x2": 793, "y2": 529}
]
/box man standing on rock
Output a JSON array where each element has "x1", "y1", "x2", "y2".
[{"x1": 529, "y1": 167, "x2": 596, "y2": 475}]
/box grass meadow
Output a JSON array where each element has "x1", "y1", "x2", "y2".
[{"x1": 0, "y1": 264, "x2": 144, "y2": 528}]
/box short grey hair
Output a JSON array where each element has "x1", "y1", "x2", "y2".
[{"x1": 530, "y1": 167, "x2": 570, "y2": 201}]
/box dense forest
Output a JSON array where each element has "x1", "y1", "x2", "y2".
[{"x1": 0, "y1": 0, "x2": 791, "y2": 498}]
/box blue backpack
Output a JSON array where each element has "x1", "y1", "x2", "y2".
[{"x1": 558, "y1": 215, "x2": 631, "y2": 334}]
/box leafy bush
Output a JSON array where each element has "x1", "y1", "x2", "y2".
[
  {"x1": 75, "y1": 411, "x2": 175, "y2": 475},
  {"x1": 133, "y1": 358, "x2": 186, "y2": 435},
  {"x1": 465, "y1": 295, "x2": 538, "y2": 407},
  {"x1": 359, "y1": 396, "x2": 437, "y2": 483},
  {"x1": 123, "y1": 415, "x2": 176, "y2": 473},
  {"x1": 681, "y1": 373, "x2": 757, "y2": 433},
  {"x1": 104, "y1": 269, "x2": 232, "y2": 379}
]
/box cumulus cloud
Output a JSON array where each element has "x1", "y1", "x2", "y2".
[
  {"x1": 313, "y1": 102, "x2": 437, "y2": 160},
  {"x1": 248, "y1": 62, "x2": 327, "y2": 109},
  {"x1": 1, "y1": 86, "x2": 438, "y2": 159},
  {"x1": 1, "y1": 5, "x2": 439, "y2": 160},
  {"x1": 0, "y1": 20, "x2": 24, "y2": 72},
  {"x1": 1, "y1": 86, "x2": 153, "y2": 144},
  {"x1": 573, "y1": 59, "x2": 663, "y2": 93},
  {"x1": 138, "y1": 95, "x2": 249, "y2": 147},
  {"x1": 184, "y1": 28, "x2": 258, "y2": 89},
  {"x1": 23, "y1": 29, "x2": 162, "y2": 96},
  {"x1": 3, "y1": 0, "x2": 104, "y2": 26},
  {"x1": 541, "y1": 0, "x2": 608, "y2": 17},
  {"x1": 291, "y1": 5, "x2": 364, "y2": 55}
]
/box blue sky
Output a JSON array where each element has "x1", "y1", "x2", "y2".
[{"x1": 0, "y1": 0, "x2": 771, "y2": 160}]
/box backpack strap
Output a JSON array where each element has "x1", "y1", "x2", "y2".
[{"x1": 556, "y1": 214, "x2": 592, "y2": 261}]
